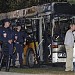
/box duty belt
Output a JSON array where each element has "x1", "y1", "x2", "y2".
[
  {"x1": 15, "y1": 42, "x2": 23, "y2": 44},
  {"x1": 2, "y1": 42, "x2": 8, "y2": 45}
]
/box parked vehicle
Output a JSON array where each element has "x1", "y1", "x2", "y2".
[{"x1": 0, "y1": 2, "x2": 75, "y2": 67}]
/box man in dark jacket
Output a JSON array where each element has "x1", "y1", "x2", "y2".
[
  {"x1": 0, "y1": 19, "x2": 14, "y2": 71},
  {"x1": 13, "y1": 25, "x2": 26, "y2": 68}
]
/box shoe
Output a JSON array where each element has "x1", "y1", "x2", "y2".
[
  {"x1": 20, "y1": 64, "x2": 23, "y2": 68},
  {"x1": 5, "y1": 68, "x2": 9, "y2": 72},
  {"x1": 65, "y1": 69, "x2": 70, "y2": 72},
  {"x1": 12, "y1": 65, "x2": 17, "y2": 68},
  {"x1": 71, "y1": 69, "x2": 74, "y2": 71},
  {"x1": 0, "y1": 66, "x2": 2, "y2": 71},
  {"x1": 65, "y1": 69, "x2": 74, "y2": 72}
]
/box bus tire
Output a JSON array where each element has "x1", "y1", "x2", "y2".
[{"x1": 26, "y1": 48, "x2": 35, "y2": 68}]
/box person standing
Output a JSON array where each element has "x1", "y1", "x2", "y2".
[
  {"x1": 13, "y1": 25, "x2": 26, "y2": 68},
  {"x1": 0, "y1": 19, "x2": 14, "y2": 71},
  {"x1": 64, "y1": 23, "x2": 75, "y2": 71}
]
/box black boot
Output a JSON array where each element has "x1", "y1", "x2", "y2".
[{"x1": 20, "y1": 64, "x2": 23, "y2": 68}]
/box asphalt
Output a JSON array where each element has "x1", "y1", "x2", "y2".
[{"x1": 0, "y1": 72, "x2": 52, "y2": 75}]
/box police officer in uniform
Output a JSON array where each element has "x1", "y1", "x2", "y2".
[
  {"x1": 0, "y1": 19, "x2": 13, "y2": 71},
  {"x1": 13, "y1": 25, "x2": 26, "y2": 68}
]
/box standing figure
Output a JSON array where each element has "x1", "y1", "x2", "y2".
[
  {"x1": 64, "y1": 23, "x2": 75, "y2": 71},
  {"x1": 13, "y1": 25, "x2": 26, "y2": 68},
  {"x1": 0, "y1": 19, "x2": 13, "y2": 71}
]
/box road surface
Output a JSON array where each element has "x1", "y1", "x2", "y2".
[{"x1": 0, "y1": 72, "x2": 55, "y2": 75}]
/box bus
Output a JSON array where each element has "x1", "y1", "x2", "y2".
[{"x1": 0, "y1": 2, "x2": 75, "y2": 67}]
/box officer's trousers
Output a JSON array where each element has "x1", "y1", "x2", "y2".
[
  {"x1": 13, "y1": 43, "x2": 23, "y2": 66},
  {"x1": 1, "y1": 43, "x2": 13, "y2": 71}
]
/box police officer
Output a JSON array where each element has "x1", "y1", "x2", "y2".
[
  {"x1": 0, "y1": 19, "x2": 13, "y2": 71},
  {"x1": 13, "y1": 25, "x2": 26, "y2": 68}
]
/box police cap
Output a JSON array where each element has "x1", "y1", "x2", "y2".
[
  {"x1": 3, "y1": 18, "x2": 10, "y2": 23},
  {"x1": 16, "y1": 22, "x2": 21, "y2": 26}
]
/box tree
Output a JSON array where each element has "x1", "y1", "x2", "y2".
[
  {"x1": 0, "y1": 0, "x2": 75, "y2": 13},
  {"x1": 67, "y1": 0, "x2": 75, "y2": 4},
  {"x1": 0, "y1": 0, "x2": 10, "y2": 13}
]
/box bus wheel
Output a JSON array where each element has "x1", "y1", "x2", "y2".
[{"x1": 26, "y1": 48, "x2": 35, "y2": 68}]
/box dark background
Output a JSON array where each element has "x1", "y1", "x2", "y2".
[{"x1": 0, "y1": 0, "x2": 69, "y2": 13}]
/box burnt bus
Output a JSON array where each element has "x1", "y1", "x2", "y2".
[
  {"x1": 43, "y1": 2, "x2": 75, "y2": 64},
  {"x1": 0, "y1": 2, "x2": 75, "y2": 68}
]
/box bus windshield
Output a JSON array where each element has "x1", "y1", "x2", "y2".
[{"x1": 53, "y1": 20, "x2": 70, "y2": 42}]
